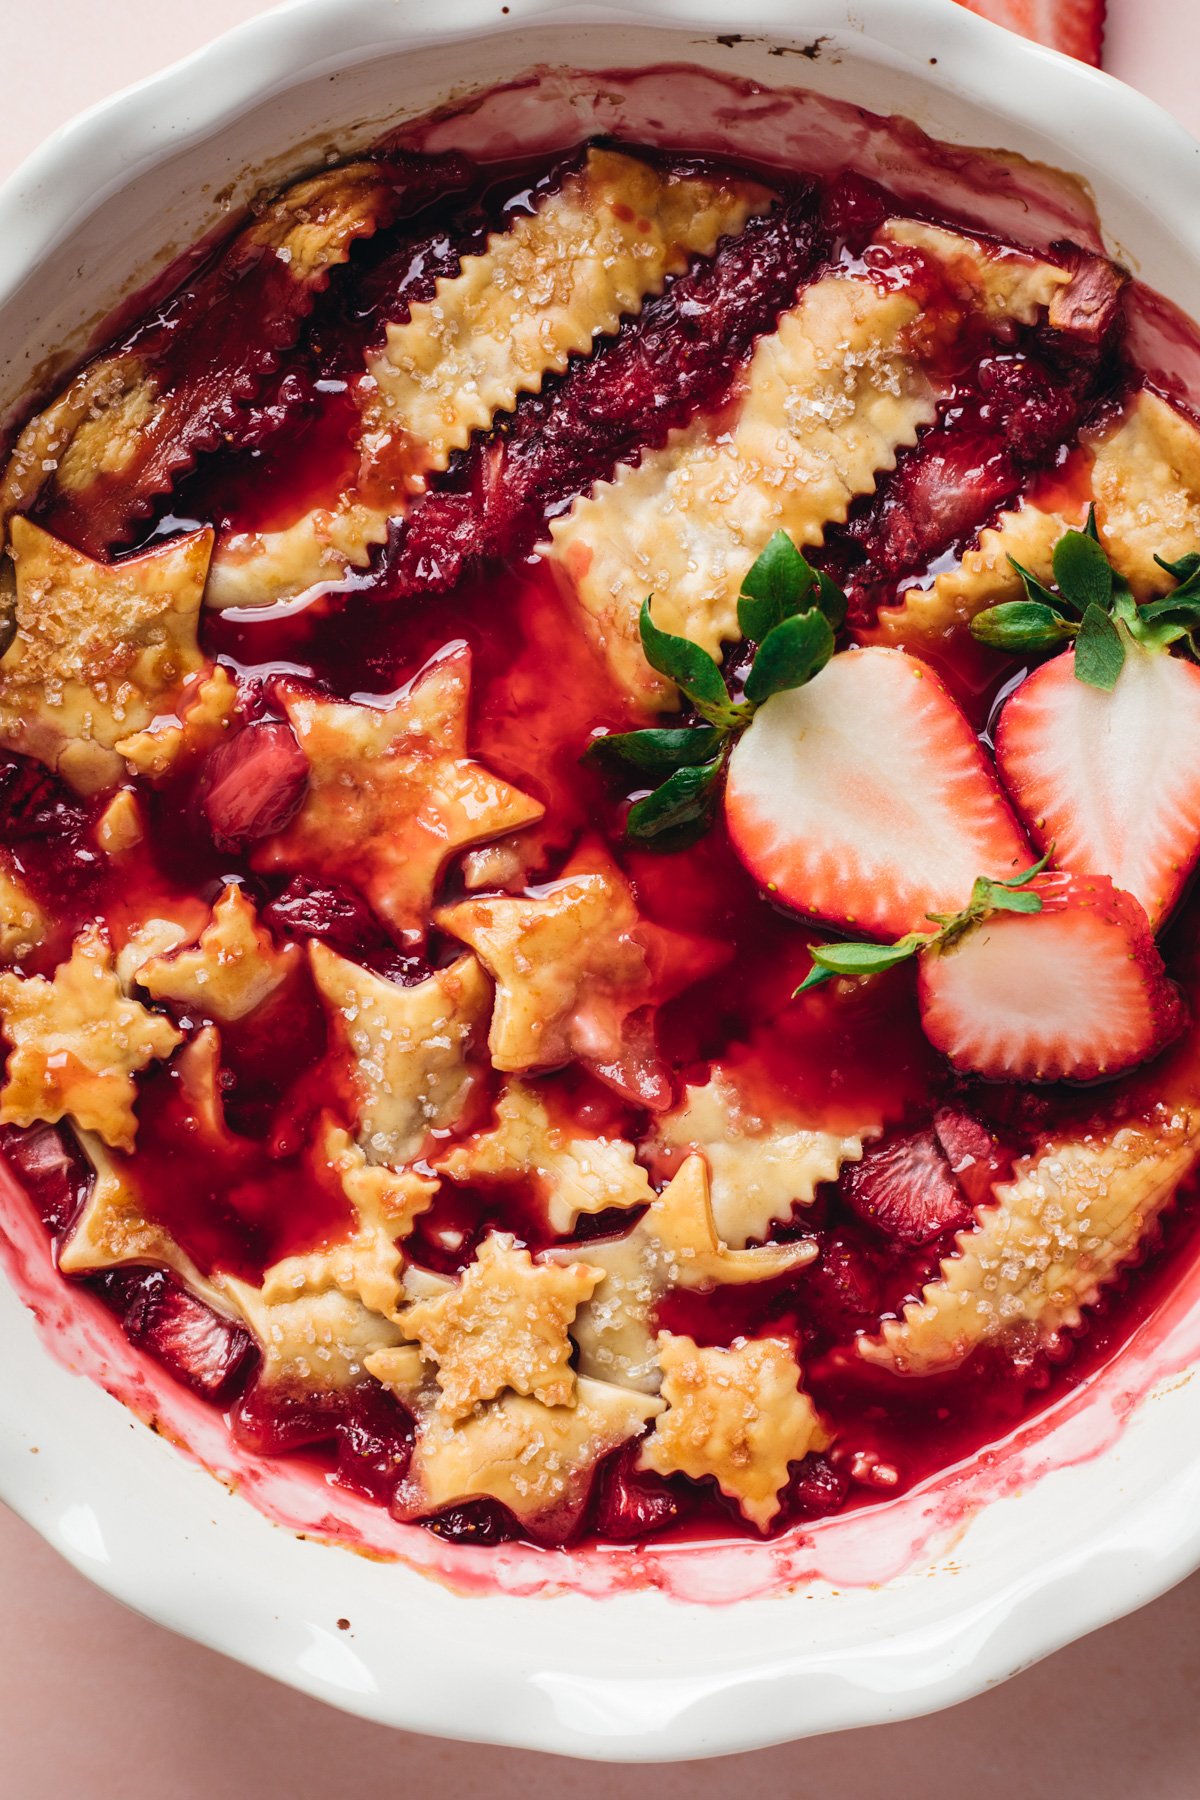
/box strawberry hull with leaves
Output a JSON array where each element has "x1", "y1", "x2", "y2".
[{"x1": 591, "y1": 525, "x2": 1192, "y2": 1089}]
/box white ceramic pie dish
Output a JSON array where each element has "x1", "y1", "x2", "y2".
[{"x1": 4, "y1": 0, "x2": 1200, "y2": 1762}]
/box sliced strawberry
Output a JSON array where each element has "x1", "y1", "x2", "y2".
[
  {"x1": 918, "y1": 872, "x2": 1185, "y2": 1082},
  {"x1": 955, "y1": 0, "x2": 1104, "y2": 67},
  {"x1": 725, "y1": 646, "x2": 1029, "y2": 938},
  {"x1": 200, "y1": 718, "x2": 308, "y2": 852},
  {"x1": 841, "y1": 1128, "x2": 973, "y2": 1245},
  {"x1": 994, "y1": 640, "x2": 1200, "y2": 929}
]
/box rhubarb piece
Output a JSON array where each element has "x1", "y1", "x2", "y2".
[
  {"x1": 199, "y1": 718, "x2": 310, "y2": 852},
  {"x1": 5, "y1": 158, "x2": 453, "y2": 556},
  {"x1": 385, "y1": 192, "x2": 826, "y2": 595}
]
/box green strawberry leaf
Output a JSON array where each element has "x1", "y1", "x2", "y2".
[
  {"x1": 795, "y1": 935, "x2": 925, "y2": 994},
  {"x1": 624, "y1": 757, "x2": 725, "y2": 848},
  {"x1": 586, "y1": 725, "x2": 726, "y2": 778},
  {"x1": 737, "y1": 531, "x2": 816, "y2": 641},
  {"x1": 815, "y1": 569, "x2": 849, "y2": 632},
  {"x1": 1073, "y1": 601, "x2": 1126, "y2": 690},
  {"x1": 639, "y1": 600, "x2": 734, "y2": 723},
  {"x1": 995, "y1": 848, "x2": 1053, "y2": 889},
  {"x1": 969, "y1": 601, "x2": 1077, "y2": 654},
  {"x1": 743, "y1": 607, "x2": 835, "y2": 706},
  {"x1": 797, "y1": 852, "x2": 1050, "y2": 998},
  {"x1": 1006, "y1": 554, "x2": 1075, "y2": 615},
  {"x1": 1053, "y1": 529, "x2": 1114, "y2": 613},
  {"x1": 1083, "y1": 503, "x2": 1101, "y2": 543},
  {"x1": 1136, "y1": 591, "x2": 1200, "y2": 627},
  {"x1": 1154, "y1": 551, "x2": 1200, "y2": 591},
  {"x1": 971, "y1": 882, "x2": 1044, "y2": 915}
]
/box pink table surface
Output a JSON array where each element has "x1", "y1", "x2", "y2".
[{"x1": 4, "y1": 2, "x2": 1200, "y2": 1791}]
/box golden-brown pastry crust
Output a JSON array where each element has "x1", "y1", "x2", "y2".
[
  {"x1": 0, "y1": 927, "x2": 181, "y2": 1149},
  {"x1": 637, "y1": 1332, "x2": 830, "y2": 1531},
  {"x1": 259, "y1": 650, "x2": 543, "y2": 942}
]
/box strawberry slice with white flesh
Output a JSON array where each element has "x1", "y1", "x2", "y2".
[
  {"x1": 955, "y1": 0, "x2": 1105, "y2": 66},
  {"x1": 995, "y1": 639, "x2": 1200, "y2": 929},
  {"x1": 725, "y1": 646, "x2": 1029, "y2": 938},
  {"x1": 918, "y1": 872, "x2": 1184, "y2": 1082}
]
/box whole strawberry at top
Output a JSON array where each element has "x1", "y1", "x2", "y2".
[{"x1": 974, "y1": 512, "x2": 1200, "y2": 929}]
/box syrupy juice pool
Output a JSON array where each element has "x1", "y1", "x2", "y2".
[{"x1": 3, "y1": 94, "x2": 1200, "y2": 1553}]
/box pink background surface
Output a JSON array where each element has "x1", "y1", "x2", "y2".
[{"x1": 4, "y1": 1, "x2": 1200, "y2": 1789}]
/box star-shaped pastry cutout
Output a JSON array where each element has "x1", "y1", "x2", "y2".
[
  {"x1": 637, "y1": 1332, "x2": 831, "y2": 1532},
  {"x1": 397, "y1": 1231, "x2": 603, "y2": 1421},
  {"x1": 221, "y1": 1277, "x2": 406, "y2": 1392},
  {"x1": 649, "y1": 1065, "x2": 879, "y2": 1248},
  {"x1": 309, "y1": 942, "x2": 491, "y2": 1166},
  {"x1": 57, "y1": 1125, "x2": 221, "y2": 1309},
  {"x1": 548, "y1": 1154, "x2": 817, "y2": 1392},
  {"x1": 258, "y1": 1115, "x2": 437, "y2": 1319},
  {"x1": 436, "y1": 1078, "x2": 654, "y2": 1233},
  {"x1": 138, "y1": 883, "x2": 298, "y2": 1024},
  {"x1": 256, "y1": 648, "x2": 544, "y2": 943},
  {"x1": 0, "y1": 516, "x2": 215, "y2": 794},
  {"x1": 367, "y1": 1343, "x2": 663, "y2": 1536},
  {"x1": 435, "y1": 841, "x2": 725, "y2": 1104},
  {"x1": 0, "y1": 925, "x2": 182, "y2": 1149},
  {"x1": 55, "y1": 1029, "x2": 233, "y2": 1293},
  {"x1": 116, "y1": 663, "x2": 237, "y2": 780}
]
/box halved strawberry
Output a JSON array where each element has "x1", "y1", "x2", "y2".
[
  {"x1": 841, "y1": 1128, "x2": 973, "y2": 1245},
  {"x1": 955, "y1": 0, "x2": 1104, "y2": 66},
  {"x1": 918, "y1": 872, "x2": 1185, "y2": 1082},
  {"x1": 725, "y1": 646, "x2": 1029, "y2": 938},
  {"x1": 200, "y1": 718, "x2": 308, "y2": 852},
  {"x1": 995, "y1": 640, "x2": 1200, "y2": 931}
]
